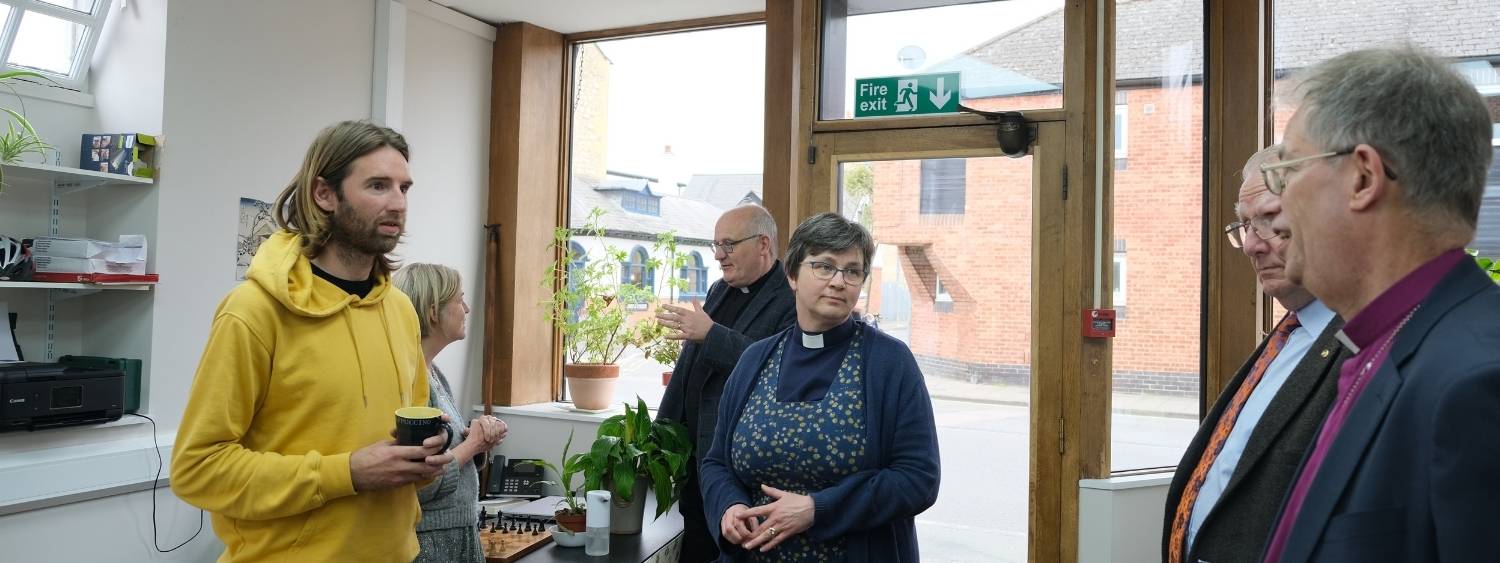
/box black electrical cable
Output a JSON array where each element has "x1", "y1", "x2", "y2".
[{"x1": 126, "y1": 413, "x2": 204, "y2": 552}]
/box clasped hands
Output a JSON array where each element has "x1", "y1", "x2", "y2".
[{"x1": 720, "y1": 484, "x2": 815, "y2": 553}]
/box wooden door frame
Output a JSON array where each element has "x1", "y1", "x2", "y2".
[{"x1": 766, "y1": 1, "x2": 1115, "y2": 561}]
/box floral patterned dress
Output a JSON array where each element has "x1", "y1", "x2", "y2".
[{"x1": 729, "y1": 327, "x2": 869, "y2": 562}]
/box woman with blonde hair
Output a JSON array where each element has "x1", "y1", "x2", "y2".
[{"x1": 394, "y1": 262, "x2": 508, "y2": 563}]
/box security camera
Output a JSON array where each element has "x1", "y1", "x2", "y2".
[{"x1": 958, "y1": 105, "x2": 1034, "y2": 158}]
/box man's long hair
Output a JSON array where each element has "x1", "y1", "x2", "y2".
[{"x1": 273, "y1": 120, "x2": 410, "y2": 275}]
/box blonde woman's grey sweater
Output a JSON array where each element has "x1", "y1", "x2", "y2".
[{"x1": 416, "y1": 364, "x2": 482, "y2": 532}]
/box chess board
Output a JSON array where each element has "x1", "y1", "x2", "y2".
[{"x1": 479, "y1": 520, "x2": 553, "y2": 563}]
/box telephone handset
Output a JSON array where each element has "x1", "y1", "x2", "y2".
[{"x1": 486, "y1": 455, "x2": 545, "y2": 498}]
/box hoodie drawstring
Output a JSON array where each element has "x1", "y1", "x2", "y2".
[
  {"x1": 342, "y1": 309, "x2": 370, "y2": 408},
  {"x1": 377, "y1": 305, "x2": 409, "y2": 407}
]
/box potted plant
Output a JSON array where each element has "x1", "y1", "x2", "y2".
[
  {"x1": 635, "y1": 230, "x2": 688, "y2": 386},
  {"x1": 0, "y1": 70, "x2": 56, "y2": 194},
  {"x1": 523, "y1": 429, "x2": 590, "y2": 533},
  {"x1": 543, "y1": 208, "x2": 658, "y2": 410},
  {"x1": 638, "y1": 322, "x2": 681, "y2": 386},
  {"x1": 574, "y1": 397, "x2": 693, "y2": 534}
]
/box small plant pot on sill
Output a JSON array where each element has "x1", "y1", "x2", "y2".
[
  {"x1": 564, "y1": 363, "x2": 619, "y2": 411},
  {"x1": 554, "y1": 509, "x2": 587, "y2": 534},
  {"x1": 661, "y1": 371, "x2": 672, "y2": 386}
]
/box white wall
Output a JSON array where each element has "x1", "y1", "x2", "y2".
[
  {"x1": 398, "y1": 5, "x2": 493, "y2": 411},
  {"x1": 0, "y1": 1, "x2": 496, "y2": 561}
]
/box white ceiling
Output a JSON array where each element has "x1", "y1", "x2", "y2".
[
  {"x1": 432, "y1": 0, "x2": 766, "y2": 34},
  {"x1": 429, "y1": 0, "x2": 991, "y2": 34}
]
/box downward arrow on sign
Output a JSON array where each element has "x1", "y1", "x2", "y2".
[{"x1": 929, "y1": 77, "x2": 953, "y2": 109}]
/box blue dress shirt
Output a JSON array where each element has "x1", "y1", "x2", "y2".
[{"x1": 1187, "y1": 299, "x2": 1335, "y2": 547}]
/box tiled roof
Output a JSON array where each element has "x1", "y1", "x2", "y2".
[
  {"x1": 957, "y1": 0, "x2": 1500, "y2": 87},
  {"x1": 681, "y1": 174, "x2": 764, "y2": 211},
  {"x1": 570, "y1": 175, "x2": 720, "y2": 240}
]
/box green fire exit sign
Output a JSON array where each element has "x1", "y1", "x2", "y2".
[{"x1": 854, "y1": 72, "x2": 960, "y2": 117}]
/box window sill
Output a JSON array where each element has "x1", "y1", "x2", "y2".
[
  {"x1": 5, "y1": 80, "x2": 95, "y2": 108},
  {"x1": 1078, "y1": 471, "x2": 1173, "y2": 491},
  {"x1": 473, "y1": 402, "x2": 638, "y2": 424}
]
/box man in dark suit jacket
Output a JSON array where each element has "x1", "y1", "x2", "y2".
[
  {"x1": 656, "y1": 204, "x2": 796, "y2": 563},
  {"x1": 1260, "y1": 46, "x2": 1500, "y2": 562},
  {"x1": 1162, "y1": 146, "x2": 1347, "y2": 563}
]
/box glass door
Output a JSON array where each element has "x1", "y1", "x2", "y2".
[{"x1": 810, "y1": 119, "x2": 1066, "y2": 562}]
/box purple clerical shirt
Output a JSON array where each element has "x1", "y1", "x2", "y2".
[{"x1": 1262, "y1": 248, "x2": 1468, "y2": 562}]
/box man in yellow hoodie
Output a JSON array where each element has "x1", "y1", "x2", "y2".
[{"x1": 173, "y1": 121, "x2": 452, "y2": 562}]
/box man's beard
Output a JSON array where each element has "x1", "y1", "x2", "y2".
[{"x1": 328, "y1": 199, "x2": 401, "y2": 257}]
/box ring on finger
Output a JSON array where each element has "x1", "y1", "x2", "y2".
[{"x1": 767, "y1": 526, "x2": 779, "y2": 538}]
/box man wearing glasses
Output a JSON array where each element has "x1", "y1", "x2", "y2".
[
  {"x1": 1259, "y1": 46, "x2": 1500, "y2": 563},
  {"x1": 1163, "y1": 145, "x2": 1347, "y2": 563},
  {"x1": 656, "y1": 204, "x2": 796, "y2": 562}
]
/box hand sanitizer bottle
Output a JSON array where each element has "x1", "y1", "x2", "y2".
[{"x1": 585, "y1": 490, "x2": 611, "y2": 556}]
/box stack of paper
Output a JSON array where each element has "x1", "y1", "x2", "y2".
[{"x1": 30, "y1": 235, "x2": 147, "y2": 275}]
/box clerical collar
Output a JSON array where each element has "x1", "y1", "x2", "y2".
[
  {"x1": 796, "y1": 316, "x2": 856, "y2": 350},
  {"x1": 732, "y1": 260, "x2": 780, "y2": 295}
]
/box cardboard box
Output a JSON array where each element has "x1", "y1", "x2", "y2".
[
  {"x1": 80, "y1": 133, "x2": 157, "y2": 179},
  {"x1": 30, "y1": 235, "x2": 147, "y2": 262},
  {"x1": 32, "y1": 255, "x2": 147, "y2": 275}
]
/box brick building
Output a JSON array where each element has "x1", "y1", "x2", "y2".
[{"x1": 868, "y1": 0, "x2": 1500, "y2": 395}]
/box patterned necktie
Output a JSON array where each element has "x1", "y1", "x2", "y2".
[{"x1": 1168, "y1": 311, "x2": 1301, "y2": 563}]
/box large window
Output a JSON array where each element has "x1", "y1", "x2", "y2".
[
  {"x1": 1109, "y1": 0, "x2": 1203, "y2": 472},
  {"x1": 681, "y1": 251, "x2": 707, "y2": 298},
  {"x1": 0, "y1": 0, "x2": 110, "y2": 90},
  {"x1": 819, "y1": 0, "x2": 1065, "y2": 120},
  {"x1": 840, "y1": 155, "x2": 1033, "y2": 561},
  {"x1": 566, "y1": 24, "x2": 763, "y2": 409},
  {"x1": 621, "y1": 246, "x2": 653, "y2": 290}
]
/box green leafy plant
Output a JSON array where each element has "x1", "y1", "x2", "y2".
[
  {"x1": 575, "y1": 397, "x2": 693, "y2": 519},
  {"x1": 543, "y1": 207, "x2": 659, "y2": 365},
  {"x1": 637, "y1": 321, "x2": 682, "y2": 366},
  {"x1": 1467, "y1": 249, "x2": 1500, "y2": 285},
  {"x1": 628, "y1": 229, "x2": 691, "y2": 366},
  {"x1": 0, "y1": 70, "x2": 56, "y2": 195},
  {"x1": 523, "y1": 429, "x2": 589, "y2": 515},
  {"x1": 0, "y1": 108, "x2": 53, "y2": 163}
]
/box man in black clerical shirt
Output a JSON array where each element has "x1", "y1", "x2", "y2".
[{"x1": 656, "y1": 204, "x2": 797, "y2": 562}]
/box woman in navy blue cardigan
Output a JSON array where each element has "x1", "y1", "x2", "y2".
[{"x1": 698, "y1": 212, "x2": 941, "y2": 562}]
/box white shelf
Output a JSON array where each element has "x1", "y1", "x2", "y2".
[
  {"x1": 0, "y1": 281, "x2": 154, "y2": 291},
  {"x1": 2, "y1": 161, "x2": 153, "y2": 195}
]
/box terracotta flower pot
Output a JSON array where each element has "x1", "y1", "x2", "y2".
[
  {"x1": 554, "y1": 509, "x2": 587, "y2": 533},
  {"x1": 564, "y1": 363, "x2": 619, "y2": 410},
  {"x1": 661, "y1": 371, "x2": 672, "y2": 386}
]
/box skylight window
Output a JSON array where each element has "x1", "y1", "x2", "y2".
[{"x1": 0, "y1": 0, "x2": 109, "y2": 90}]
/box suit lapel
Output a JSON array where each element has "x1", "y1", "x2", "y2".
[
  {"x1": 703, "y1": 279, "x2": 730, "y2": 315},
  {"x1": 1164, "y1": 338, "x2": 1265, "y2": 556},
  {"x1": 1280, "y1": 263, "x2": 1490, "y2": 562},
  {"x1": 676, "y1": 281, "x2": 729, "y2": 378},
  {"x1": 728, "y1": 262, "x2": 786, "y2": 333},
  {"x1": 1278, "y1": 360, "x2": 1403, "y2": 563},
  {"x1": 1218, "y1": 319, "x2": 1344, "y2": 500}
]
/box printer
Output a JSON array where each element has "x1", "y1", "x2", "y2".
[{"x1": 1, "y1": 362, "x2": 125, "y2": 432}]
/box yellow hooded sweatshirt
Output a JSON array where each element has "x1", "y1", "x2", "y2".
[{"x1": 172, "y1": 231, "x2": 430, "y2": 562}]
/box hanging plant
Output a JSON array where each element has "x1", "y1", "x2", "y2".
[{"x1": 0, "y1": 70, "x2": 57, "y2": 195}]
